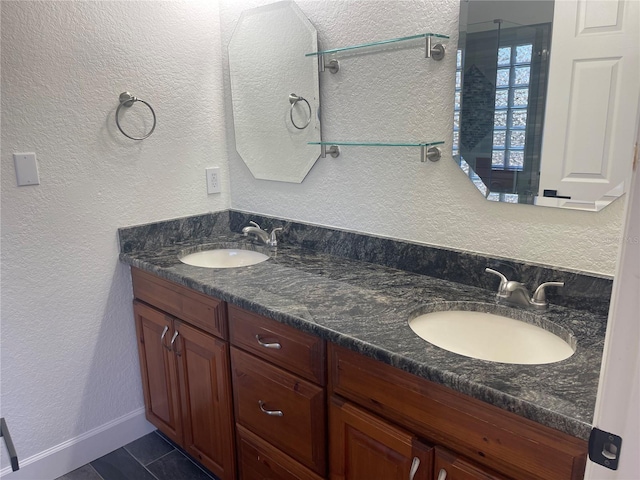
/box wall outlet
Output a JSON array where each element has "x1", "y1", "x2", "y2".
[{"x1": 206, "y1": 167, "x2": 221, "y2": 194}]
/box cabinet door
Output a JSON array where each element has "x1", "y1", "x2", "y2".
[
  {"x1": 330, "y1": 397, "x2": 433, "y2": 480},
  {"x1": 434, "y1": 447, "x2": 509, "y2": 480},
  {"x1": 133, "y1": 301, "x2": 182, "y2": 444},
  {"x1": 175, "y1": 320, "x2": 236, "y2": 480}
]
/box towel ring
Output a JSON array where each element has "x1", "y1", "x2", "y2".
[
  {"x1": 115, "y1": 92, "x2": 156, "y2": 140},
  {"x1": 289, "y1": 93, "x2": 312, "y2": 130}
]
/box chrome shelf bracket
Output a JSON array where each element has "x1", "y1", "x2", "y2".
[
  {"x1": 421, "y1": 145, "x2": 442, "y2": 162},
  {"x1": 321, "y1": 144, "x2": 341, "y2": 158},
  {"x1": 318, "y1": 55, "x2": 340, "y2": 74},
  {"x1": 426, "y1": 36, "x2": 446, "y2": 60}
]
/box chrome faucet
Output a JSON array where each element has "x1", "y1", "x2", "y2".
[
  {"x1": 242, "y1": 221, "x2": 283, "y2": 247},
  {"x1": 485, "y1": 268, "x2": 564, "y2": 310}
]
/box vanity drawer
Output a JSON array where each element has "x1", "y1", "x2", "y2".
[
  {"x1": 231, "y1": 347, "x2": 326, "y2": 475},
  {"x1": 329, "y1": 344, "x2": 587, "y2": 480},
  {"x1": 229, "y1": 304, "x2": 325, "y2": 385},
  {"x1": 132, "y1": 268, "x2": 227, "y2": 339},
  {"x1": 236, "y1": 424, "x2": 324, "y2": 480}
]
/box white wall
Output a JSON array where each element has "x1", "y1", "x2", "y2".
[
  {"x1": 221, "y1": 0, "x2": 624, "y2": 276},
  {"x1": 0, "y1": 0, "x2": 229, "y2": 473}
]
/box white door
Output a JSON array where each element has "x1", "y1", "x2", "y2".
[
  {"x1": 584, "y1": 136, "x2": 639, "y2": 477},
  {"x1": 537, "y1": 0, "x2": 639, "y2": 210}
]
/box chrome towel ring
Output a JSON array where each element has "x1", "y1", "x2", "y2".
[
  {"x1": 115, "y1": 92, "x2": 156, "y2": 140},
  {"x1": 288, "y1": 93, "x2": 312, "y2": 130}
]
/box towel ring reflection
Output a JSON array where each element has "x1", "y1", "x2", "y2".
[
  {"x1": 115, "y1": 92, "x2": 156, "y2": 140},
  {"x1": 289, "y1": 93, "x2": 312, "y2": 130}
]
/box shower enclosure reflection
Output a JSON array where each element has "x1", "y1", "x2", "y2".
[{"x1": 454, "y1": 0, "x2": 554, "y2": 204}]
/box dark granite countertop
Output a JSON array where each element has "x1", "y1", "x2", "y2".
[{"x1": 119, "y1": 225, "x2": 606, "y2": 441}]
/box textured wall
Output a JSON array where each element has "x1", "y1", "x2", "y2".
[
  {"x1": 220, "y1": 0, "x2": 624, "y2": 276},
  {"x1": 0, "y1": 1, "x2": 228, "y2": 463}
]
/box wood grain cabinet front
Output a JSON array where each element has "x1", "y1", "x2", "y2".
[
  {"x1": 133, "y1": 300, "x2": 183, "y2": 445},
  {"x1": 131, "y1": 268, "x2": 236, "y2": 480},
  {"x1": 229, "y1": 304, "x2": 326, "y2": 385},
  {"x1": 231, "y1": 347, "x2": 326, "y2": 476},
  {"x1": 229, "y1": 304, "x2": 328, "y2": 477},
  {"x1": 329, "y1": 344, "x2": 588, "y2": 480},
  {"x1": 329, "y1": 396, "x2": 433, "y2": 480},
  {"x1": 236, "y1": 424, "x2": 325, "y2": 480}
]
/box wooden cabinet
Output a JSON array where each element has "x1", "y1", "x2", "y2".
[
  {"x1": 329, "y1": 344, "x2": 588, "y2": 480},
  {"x1": 174, "y1": 319, "x2": 235, "y2": 477},
  {"x1": 329, "y1": 396, "x2": 433, "y2": 480},
  {"x1": 134, "y1": 300, "x2": 182, "y2": 444},
  {"x1": 229, "y1": 305, "x2": 327, "y2": 479},
  {"x1": 131, "y1": 269, "x2": 235, "y2": 480}
]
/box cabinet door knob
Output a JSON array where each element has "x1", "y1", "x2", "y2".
[
  {"x1": 255, "y1": 334, "x2": 282, "y2": 350},
  {"x1": 409, "y1": 456, "x2": 420, "y2": 480},
  {"x1": 258, "y1": 400, "x2": 283, "y2": 417},
  {"x1": 437, "y1": 468, "x2": 447, "y2": 480}
]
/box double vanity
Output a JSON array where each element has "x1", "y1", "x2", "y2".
[{"x1": 119, "y1": 211, "x2": 609, "y2": 480}]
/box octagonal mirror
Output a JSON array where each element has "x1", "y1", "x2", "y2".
[{"x1": 228, "y1": 1, "x2": 321, "y2": 183}]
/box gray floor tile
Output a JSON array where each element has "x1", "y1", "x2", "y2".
[
  {"x1": 55, "y1": 464, "x2": 103, "y2": 480},
  {"x1": 146, "y1": 450, "x2": 213, "y2": 480},
  {"x1": 90, "y1": 448, "x2": 156, "y2": 480},
  {"x1": 124, "y1": 432, "x2": 174, "y2": 466}
]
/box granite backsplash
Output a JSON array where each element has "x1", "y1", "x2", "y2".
[{"x1": 119, "y1": 210, "x2": 613, "y2": 316}]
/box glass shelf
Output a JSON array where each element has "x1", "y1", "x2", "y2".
[
  {"x1": 308, "y1": 141, "x2": 445, "y2": 147},
  {"x1": 305, "y1": 33, "x2": 449, "y2": 57},
  {"x1": 309, "y1": 141, "x2": 445, "y2": 162}
]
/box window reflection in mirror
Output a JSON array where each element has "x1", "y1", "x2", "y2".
[{"x1": 454, "y1": 0, "x2": 554, "y2": 204}]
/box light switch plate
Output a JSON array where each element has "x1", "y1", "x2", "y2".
[{"x1": 13, "y1": 153, "x2": 40, "y2": 186}]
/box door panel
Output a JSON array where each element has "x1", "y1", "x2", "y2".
[
  {"x1": 176, "y1": 320, "x2": 235, "y2": 479},
  {"x1": 329, "y1": 396, "x2": 432, "y2": 480},
  {"x1": 133, "y1": 301, "x2": 182, "y2": 444}
]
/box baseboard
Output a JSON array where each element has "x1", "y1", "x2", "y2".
[{"x1": 0, "y1": 408, "x2": 155, "y2": 480}]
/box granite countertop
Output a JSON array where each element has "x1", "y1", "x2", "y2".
[{"x1": 119, "y1": 229, "x2": 606, "y2": 441}]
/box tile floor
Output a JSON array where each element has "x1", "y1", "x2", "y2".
[{"x1": 55, "y1": 431, "x2": 218, "y2": 480}]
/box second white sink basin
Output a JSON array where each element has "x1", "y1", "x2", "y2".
[
  {"x1": 409, "y1": 309, "x2": 575, "y2": 365},
  {"x1": 179, "y1": 248, "x2": 269, "y2": 268}
]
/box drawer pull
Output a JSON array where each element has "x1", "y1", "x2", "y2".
[
  {"x1": 437, "y1": 468, "x2": 447, "y2": 480},
  {"x1": 170, "y1": 330, "x2": 180, "y2": 355},
  {"x1": 255, "y1": 334, "x2": 282, "y2": 350},
  {"x1": 258, "y1": 400, "x2": 283, "y2": 417},
  {"x1": 409, "y1": 457, "x2": 420, "y2": 480},
  {"x1": 160, "y1": 325, "x2": 171, "y2": 351}
]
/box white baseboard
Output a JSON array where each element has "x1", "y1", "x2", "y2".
[{"x1": 0, "y1": 408, "x2": 155, "y2": 480}]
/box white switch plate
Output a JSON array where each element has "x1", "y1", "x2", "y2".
[
  {"x1": 13, "y1": 153, "x2": 40, "y2": 186},
  {"x1": 206, "y1": 167, "x2": 221, "y2": 194}
]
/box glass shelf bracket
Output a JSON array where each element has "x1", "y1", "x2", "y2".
[
  {"x1": 309, "y1": 141, "x2": 444, "y2": 162},
  {"x1": 307, "y1": 33, "x2": 449, "y2": 73}
]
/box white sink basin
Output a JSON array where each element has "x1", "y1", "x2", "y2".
[
  {"x1": 409, "y1": 309, "x2": 575, "y2": 365},
  {"x1": 179, "y1": 249, "x2": 269, "y2": 268}
]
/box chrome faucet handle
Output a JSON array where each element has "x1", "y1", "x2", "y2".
[
  {"x1": 248, "y1": 220, "x2": 261, "y2": 229},
  {"x1": 268, "y1": 227, "x2": 283, "y2": 247},
  {"x1": 531, "y1": 281, "x2": 564, "y2": 307},
  {"x1": 485, "y1": 268, "x2": 509, "y2": 296}
]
